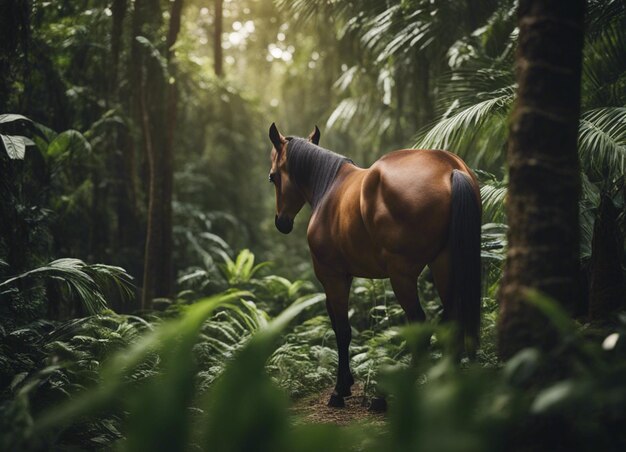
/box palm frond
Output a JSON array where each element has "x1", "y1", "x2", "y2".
[
  {"x1": 415, "y1": 91, "x2": 513, "y2": 166},
  {"x1": 275, "y1": 0, "x2": 358, "y2": 25},
  {"x1": 578, "y1": 107, "x2": 626, "y2": 182},
  {"x1": 481, "y1": 223, "x2": 508, "y2": 262},
  {"x1": 582, "y1": 12, "x2": 626, "y2": 108},
  {"x1": 477, "y1": 171, "x2": 507, "y2": 223},
  {"x1": 0, "y1": 259, "x2": 134, "y2": 315},
  {"x1": 360, "y1": 5, "x2": 402, "y2": 53}
]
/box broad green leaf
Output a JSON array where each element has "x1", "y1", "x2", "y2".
[
  {"x1": 47, "y1": 129, "x2": 92, "y2": 159},
  {"x1": 1, "y1": 134, "x2": 34, "y2": 159},
  {"x1": 0, "y1": 113, "x2": 32, "y2": 124}
]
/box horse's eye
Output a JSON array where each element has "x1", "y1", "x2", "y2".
[{"x1": 269, "y1": 173, "x2": 275, "y2": 183}]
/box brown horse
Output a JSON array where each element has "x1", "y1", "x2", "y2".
[{"x1": 268, "y1": 123, "x2": 481, "y2": 407}]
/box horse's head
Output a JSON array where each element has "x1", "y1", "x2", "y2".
[{"x1": 268, "y1": 122, "x2": 320, "y2": 234}]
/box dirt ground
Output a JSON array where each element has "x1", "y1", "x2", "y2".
[{"x1": 290, "y1": 384, "x2": 386, "y2": 426}]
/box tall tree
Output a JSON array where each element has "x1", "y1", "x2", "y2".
[
  {"x1": 497, "y1": 0, "x2": 586, "y2": 359},
  {"x1": 0, "y1": 0, "x2": 30, "y2": 112},
  {"x1": 214, "y1": 0, "x2": 223, "y2": 77},
  {"x1": 110, "y1": 0, "x2": 141, "y2": 270},
  {"x1": 140, "y1": 0, "x2": 184, "y2": 308}
]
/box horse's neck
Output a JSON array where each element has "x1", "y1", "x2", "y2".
[{"x1": 310, "y1": 162, "x2": 359, "y2": 208}]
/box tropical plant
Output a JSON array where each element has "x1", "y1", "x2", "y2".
[
  {"x1": 1, "y1": 291, "x2": 323, "y2": 450},
  {"x1": 0, "y1": 258, "x2": 134, "y2": 316},
  {"x1": 4, "y1": 285, "x2": 625, "y2": 451},
  {"x1": 0, "y1": 114, "x2": 36, "y2": 160},
  {"x1": 219, "y1": 249, "x2": 271, "y2": 286}
]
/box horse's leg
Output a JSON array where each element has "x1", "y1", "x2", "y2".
[
  {"x1": 319, "y1": 273, "x2": 353, "y2": 407},
  {"x1": 387, "y1": 257, "x2": 426, "y2": 323},
  {"x1": 429, "y1": 247, "x2": 464, "y2": 354},
  {"x1": 429, "y1": 247, "x2": 451, "y2": 320},
  {"x1": 371, "y1": 259, "x2": 424, "y2": 413}
]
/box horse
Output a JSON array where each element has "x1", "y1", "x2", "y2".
[{"x1": 267, "y1": 123, "x2": 481, "y2": 408}]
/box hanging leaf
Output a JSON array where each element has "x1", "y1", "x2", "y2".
[
  {"x1": 135, "y1": 36, "x2": 169, "y2": 78},
  {"x1": 1, "y1": 134, "x2": 35, "y2": 160}
]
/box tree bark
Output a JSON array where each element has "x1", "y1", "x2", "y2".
[
  {"x1": 104, "y1": 0, "x2": 144, "y2": 296},
  {"x1": 588, "y1": 192, "x2": 626, "y2": 321},
  {"x1": 214, "y1": 0, "x2": 223, "y2": 77},
  {"x1": 497, "y1": 0, "x2": 585, "y2": 359},
  {"x1": 0, "y1": 0, "x2": 30, "y2": 112},
  {"x1": 141, "y1": 0, "x2": 184, "y2": 309},
  {"x1": 110, "y1": 0, "x2": 127, "y2": 94},
  {"x1": 110, "y1": 0, "x2": 140, "y2": 259}
]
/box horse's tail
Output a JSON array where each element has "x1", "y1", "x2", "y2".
[{"x1": 449, "y1": 169, "x2": 481, "y2": 352}]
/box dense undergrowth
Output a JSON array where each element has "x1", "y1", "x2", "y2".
[{"x1": 1, "y1": 242, "x2": 625, "y2": 451}]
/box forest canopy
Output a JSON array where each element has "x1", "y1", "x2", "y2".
[{"x1": 1, "y1": 0, "x2": 625, "y2": 450}]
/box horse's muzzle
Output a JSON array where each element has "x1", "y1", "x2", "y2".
[{"x1": 275, "y1": 215, "x2": 294, "y2": 234}]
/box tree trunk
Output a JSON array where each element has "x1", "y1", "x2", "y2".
[
  {"x1": 497, "y1": 0, "x2": 585, "y2": 359},
  {"x1": 214, "y1": 0, "x2": 223, "y2": 77},
  {"x1": 109, "y1": 0, "x2": 143, "y2": 296},
  {"x1": 588, "y1": 192, "x2": 626, "y2": 321},
  {"x1": 141, "y1": 0, "x2": 184, "y2": 309},
  {"x1": 0, "y1": 0, "x2": 30, "y2": 112},
  {"x1": 110, "y1": 0, "x2": 127, "y2": 94}
]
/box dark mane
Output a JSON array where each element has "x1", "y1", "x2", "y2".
[{"x1": 286, "y1": 138, "x2": 353, "y2": 210}]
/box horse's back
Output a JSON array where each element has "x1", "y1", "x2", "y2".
[{"x1": 360, "y1": 149, "x2": 474, "y2": 260}]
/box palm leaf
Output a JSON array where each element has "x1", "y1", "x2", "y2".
[
  {"x1": 578, "y1": 107, "x2": 626, "y2": 182},
  {"x1": 415, "y1": 91, "x2": 513, "y2": 161},
  {"x1": 477, "y1": 171, "x2": 507, "y2": 223},
  {"x1": 0, "y1": 259, "x2": 133, "y2": 315}
]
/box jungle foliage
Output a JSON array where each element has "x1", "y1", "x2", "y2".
[{"x1": 1, "y1": 0, "x2": 625, "y2": 450}]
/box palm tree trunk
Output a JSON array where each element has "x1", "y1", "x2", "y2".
[{"x1": 497, "y1": 0, "x2": 586, "y2": 359}]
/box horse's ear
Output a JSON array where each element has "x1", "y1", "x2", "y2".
[
  {"x1": 269, "y1": 122, "x2": 285, "y2": 154},
  {"x1": 308, "y1": 125, "x2": 321, "y2": 145}
]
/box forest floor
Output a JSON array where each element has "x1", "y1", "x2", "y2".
[{"x1": 290, "y1": 384, "x2": 386, "y2": 426}]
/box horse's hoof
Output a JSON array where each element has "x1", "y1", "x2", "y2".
[
  {"x1": 328, "y1": 393, "x2": 345, "y2": 408},
  {"x1": 369, "y1": 397, "x2": 387, "y2": 413},
  {"x1": 334, "y1": 384, "x2": 352, "y2": 397}
]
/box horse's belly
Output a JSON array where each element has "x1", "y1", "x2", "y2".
[
  {"x1": 341, "y1": 245, "x2": 388, "y2": 279},
  {"x1": 308, "y1": 235, "x2": 386, "y2": 278}
]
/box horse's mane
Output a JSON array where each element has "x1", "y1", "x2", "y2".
[{"x1": 286, "y1": 138, "x2": 353, "y2": 210}]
